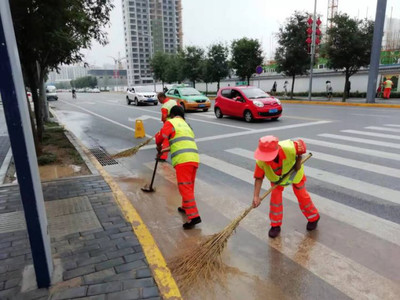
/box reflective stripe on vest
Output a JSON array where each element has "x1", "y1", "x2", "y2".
[
  {"x1": 256, "y1": 139, "x2": 304, "y2": 186},
  {"x1": 162, "y1": 99, "x2": 177, "y2": 120},
  {"x1": 169, "y1": 118, "x2": 199, "y2": 167}
]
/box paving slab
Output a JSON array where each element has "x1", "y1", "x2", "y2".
[{"x1": 0, "y1": 175, "x2": 160, "y2": 299}]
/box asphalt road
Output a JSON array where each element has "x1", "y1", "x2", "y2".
[{"x1": 52, "y1": 92, "x2": 400, "y2": 299}]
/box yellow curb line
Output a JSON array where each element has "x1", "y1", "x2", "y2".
[
  {"x1": 282, "y1": 100, "x2": 400, "y2": 108},
  {"x1": 50, "y1": 109, "x2": 182, "y2": 299},
  {"x1": 82, "y1": 146, "x2": 182, "y2": 300}
]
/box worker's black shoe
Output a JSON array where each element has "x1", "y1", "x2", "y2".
[
  {"x1": 183, "y1": 217, "x2": 201, "y2": 229},
  {"x1": 268, "y1": 226, "x2": 281, "y2": 238},
  {"x1": 307, "y1": 216, "x2": 320, "y2": 231},
  {"x1": 177, "y1": 207, "x2": 185, "y2": 214}
]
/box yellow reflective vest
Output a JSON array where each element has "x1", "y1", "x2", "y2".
[
  {"x1": 162, "y1": 99, "x2": 177, "y2": 121},
  {"x1": 256, "y1": 140, "x2": 304, "y2": 186},
  {"x1": 169, "y1": 118, "x2": 199, "y2": 167},
  {"x1": 384, "y1": 80, "x2": 393, "y2": 89}
]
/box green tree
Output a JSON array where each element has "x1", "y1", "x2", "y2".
[
  {"x1": 165, "y1": 52, "x2": 185, "y2": 84},
  {"x1": 181, "y1": 46, "x2": 204, "y2": 87},
  {"x1": 55, "y1": 81, "x2": 71, "y2": 89},
  {"x1": 207, "y1": 43, "x2": 230, "y2": 91},
  {"x1": 326, "y1": 14, "x2": 374, "y2": 101},
  {"x1": 231, "y1": 38, "x2": 263, "y2": 85},
  {"x1": 71, "y1": 76, "x2": 97, "y2": 88},
  {"x1": 11, "y1": 0, "x2": 113, "y2": 142},
  {"x1": 201, "y1": 59, "x2": 214, "y2": 95},
  {"x1": 275, "y1": 12, "x2": 311, "y2": 99},
  {"x1": 150, "y1": 51, "x2": 169, "y2": 88}
]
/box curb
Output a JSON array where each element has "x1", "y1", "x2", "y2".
[
  {"x1": 50, "y1": 108, "x2": 182, "y2": 299},
  {"x1": 282, "y1": 99, "x2": 400, "y2": 108},
  {"x1": 0, "y1": 147, "x2": 12, "y2": 184}
]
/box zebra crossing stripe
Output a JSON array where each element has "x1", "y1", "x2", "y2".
[
  {"x1": 300, "y1": 137, "x2": 400, "y2": 162},
  {"x1": 384, "y1": 124, "x2": 400, "y2": 128},
  {"x1": 201, "y1": 152, "x2": 400, "y2": 247},
  {"x1": 365, "y1": 126, "x2": 400, "y2": 133},
  {"x1": 341, "y1": 129, "x2": 400, "y2": 141},
  {"x1": 306, "y1": 150, "x2": 400, "y2": 179},
  {"x1": 146, "y1": 159, "x2": 400, "y2": 299},
  {"x1": 318, "y1": 133, "x2": 400, "y2": 150},
  {"x1": 226, "y1": 148, "x2": 400, "y2": 206}
]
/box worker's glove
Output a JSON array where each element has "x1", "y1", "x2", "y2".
[{"x1": 156, "y1": 145, "x2": 162, "y2": 155}]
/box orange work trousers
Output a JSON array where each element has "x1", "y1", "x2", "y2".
[
  {"x1": 269, "y1": 176, "x2": 319, "y2": 227},
  {"x1": 383, "y1": 88, "x2": 392, "y2": 99},
  {"x1": 175, "y1": 164, "x2": 199, "y2": 220},
  {"x1": 160, "y1": 138, "x2": 169, "y2": 160}
]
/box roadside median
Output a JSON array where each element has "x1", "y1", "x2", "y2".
[{"x1": 281, "y1": 99, "x2": 400, "y2": 108}]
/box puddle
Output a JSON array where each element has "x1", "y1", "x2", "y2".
[{"x1": 39, "y1": 165, "x2": 86, "y2": 181}]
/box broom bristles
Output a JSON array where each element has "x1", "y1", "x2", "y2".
[
  {"x1": 112, "y1": 137, "x2": 153, "y2": 158},
  {"x1": 170, "y1": 206, "x2": 253, "y2": 293}
]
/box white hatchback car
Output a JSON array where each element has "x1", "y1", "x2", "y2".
[
  {"x1": 46, "y1": 85, "x2": 58, "y2": 101},
  {"x1": 127, "y1": 86, "x2": 157, "y2": 106}
]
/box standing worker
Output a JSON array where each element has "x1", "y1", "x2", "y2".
[
  {"x1": 157, "y1": 92, "x2": 177, "y2": 162},
  {"x1": 383, "y1": 77, "x2": 394, "y2": 99},
  {"x1": 252, "y1": 136, "x2": 320, "y2": 238},
  {"x1": 155, "y1": 106, "x2": 202, "y2": 229}
]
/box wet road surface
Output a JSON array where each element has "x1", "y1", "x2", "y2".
[{"x1": 51, "y1": 92, "x2": 400, "y2": 299}]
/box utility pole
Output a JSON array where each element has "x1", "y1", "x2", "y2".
[
  {"x1": 0, "y1": 1, "x2": 53, "y2": 287},
  {"x1": 308, "y1": 0, "x2": 317, "y2": 101},
  {"x1": 366, "y1": 0, "x2": 387, "y2": 103}
]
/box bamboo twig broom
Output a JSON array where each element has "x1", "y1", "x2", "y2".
[
  {"x1": 112, "y1": 136, "x2": 154, "y2": 158},
  {"x1": 170, "y1": 153, "x2": 313, "y2": 292}
]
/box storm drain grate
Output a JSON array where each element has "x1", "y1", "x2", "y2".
[{"x1": 89, "y1": 148, "x2": 118, "y2": 166}]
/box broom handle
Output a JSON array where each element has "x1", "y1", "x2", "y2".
[
  {"x1": 260, "y1": 153, "x2": 313, "y2": 202},
  {"x1": 227, "y1": 153, "x2": 313, "y2": 228}
]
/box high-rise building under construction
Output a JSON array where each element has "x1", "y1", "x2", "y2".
[{"x1": 122, "y1": 0, "x2": 183, "y2": 86}]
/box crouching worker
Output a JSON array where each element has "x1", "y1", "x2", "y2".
[
  {"x1": 252, "y1": 136, "x2": 320, "y2": 238},
  {"x1": 155, "y1": 106, "x2": 201, "y2": 229}
]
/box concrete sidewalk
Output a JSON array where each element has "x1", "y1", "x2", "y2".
[{"x1": 0, "y1": 175, "x2": 161, "y2": 300}]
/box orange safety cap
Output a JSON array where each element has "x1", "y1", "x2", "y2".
[{"x1": 254, "y1": 135, "x2": 279, "y2": 162}]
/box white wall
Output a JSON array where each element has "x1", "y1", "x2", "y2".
[{"x1": 137, "y1": 68, "x2": 400, "y2": 94}]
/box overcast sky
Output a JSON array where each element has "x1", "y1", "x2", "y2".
[{"x1": 83, "y1": 0, "x2": 400, "y2": 67}]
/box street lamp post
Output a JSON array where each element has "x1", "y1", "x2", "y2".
[
  {"x1": 308, "y1": 0, "x2": 318, "y2": 101},
  {"x1": 366, "y1": 0, "x2": 387, "y2": 103}
]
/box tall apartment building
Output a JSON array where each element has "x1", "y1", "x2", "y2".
[
  {"x1": 48, "y1": 64, "x2": 88, "y2": 83},
  {"x1": 122, "y1": 0, "x2": 183, "y2": 86}
]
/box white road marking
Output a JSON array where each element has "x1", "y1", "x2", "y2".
[
  {"x1": 365, "y1": 126, "x2": 400, "y2": 133},
  {"x1": 59, "y1": 100, "x2": 152, "y2": 138},
  {"x1": 158, "y1": 155, "x2": 400, "y2": 299},
  {"x1": 128, "y1": 115, "x2": 161, "y2": 122},
  {"x1": 303, "y1": 150, "x2": 400, "y2": 179},
  {"x1": 301, "y1": 137, "x2": 400, "y2": 162},
  {"x1": 226, "y1": 148, "x2": 400, "y2": 206},
  {"x1": 350, "y1": 113, "x2": 392, "y2": 118},
  {"x1": 195, "y1": 121, "x2": 332, "y2": 143},
  {"x1": 100, "y1": 100, "x2": 254, "y2": 131},
  {"x1": 318, "y1": 133, "x2": 400, "y2": 150},
  {"x1": 384, "y1": 124, "x2": 400, "y2": 128},
  {"x1": 200, "y1": 153, "x2": 400, "y2": 247},
  {"x1": 186, "y1": 116, "x2": 253, "y2": 131},
  {"x1": 341, "y1": 130, "x2": 400, "y2": 141}
]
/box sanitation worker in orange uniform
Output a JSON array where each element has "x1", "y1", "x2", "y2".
[
  {"x1": 383, "y1": 77, "x2": 394, "y2": 99},
  {"x1": 157, "y1": 92, "x2": 177, "y2": 162},
  {"x1": 155, "y1": 106, "x2": 201, "y2": 229},
  {"x1": 252, "y1": 136, "x2": 320, "y2": 238}
]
